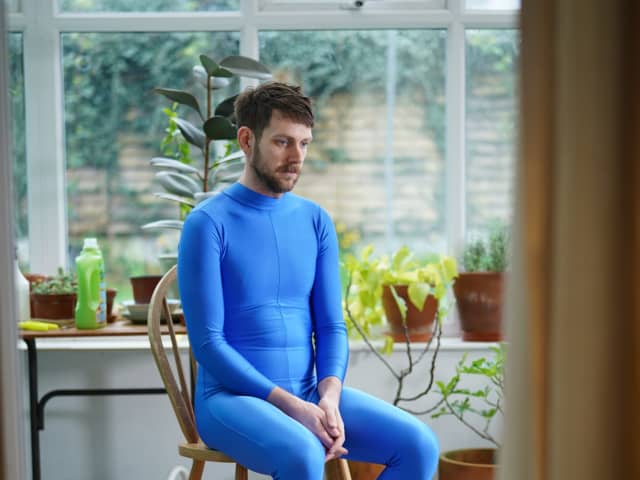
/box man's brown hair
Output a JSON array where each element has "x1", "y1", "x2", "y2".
[{"x1": 234, "y1": 82, "x2": 314, "y2": 140}]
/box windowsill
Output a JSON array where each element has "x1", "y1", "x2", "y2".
[{"x1": 17, "y1": 335, "x2": 497, "y2": 351}]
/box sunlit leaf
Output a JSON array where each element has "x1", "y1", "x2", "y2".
[
  {"x1": 407, "y1": 282, "x2": 430, "y2": 310},
  {"x1": 141, "y1": 220, "x2": 184, "y2": 231}
]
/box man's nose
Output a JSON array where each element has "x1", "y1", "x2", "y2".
[{"x1": 289, "y1": 144, "x2": 305, "y2": 162}]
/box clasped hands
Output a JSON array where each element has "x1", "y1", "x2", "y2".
[
  {"x1": 267, "y1": 377, "x2": 348, "y2": 462},
  {"x1": 297, "y1": 396, "x2": 348, "y2": 462}
]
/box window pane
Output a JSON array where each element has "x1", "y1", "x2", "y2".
[
  {"x1": 6, "y1": 0, "x2": 21, "y2": 13},
  {"x1": 62, "y1": 32, "x2": 239, "y2": 300},
  {"x1": 465, "y1": 29, "x2": 519, "y2": 238},
  {"x1": 9, "y1": 33, "x2": 28, "y2": 267},
  {"x1": 60, "y1": 0, "x2": 238, "y2": 13},
  {"x1": 260, "y1": 30, "x2": 447, "y2": 256},
  {"x1": 260, "y1": 0, "x2": 445, "y2": 11},
  {"x1": 465, "y1": 0, "x2": 519, "y2": 10}
]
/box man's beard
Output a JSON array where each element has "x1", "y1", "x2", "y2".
[{"x1": 249, "y1": 144, "x2": 300, "y2": 195}]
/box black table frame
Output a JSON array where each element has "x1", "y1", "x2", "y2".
[{"x1": 21, "y1": 322, "x2": 188, "y2": 480}]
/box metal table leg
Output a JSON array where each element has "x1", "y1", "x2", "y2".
[{"x1": 24, "y1": 338, "x2": 40, "y2": 480}]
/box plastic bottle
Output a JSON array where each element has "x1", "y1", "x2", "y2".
[
  {"x1": 14, "y1": 251, "x2": 31, "y2": 324},
  {"x1": 75, "y1": 238, "x2": 107, "y2": 329}
]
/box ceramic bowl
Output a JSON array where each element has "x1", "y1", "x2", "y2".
[{"x1": 122, "y1": 299, "x2": 180, "y2": 321}]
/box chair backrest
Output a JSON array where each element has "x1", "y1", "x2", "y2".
[{"x1": 147, "y1": 264, "x2": 199, "y2": 444}]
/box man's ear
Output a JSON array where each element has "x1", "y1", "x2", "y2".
[{"x1": 237, "y1": 126, "x2": 254, "y2": 157}]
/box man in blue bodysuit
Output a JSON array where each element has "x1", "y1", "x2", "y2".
[{"x1": 177, "y1": 81, "x2": 439, "y2": 479}]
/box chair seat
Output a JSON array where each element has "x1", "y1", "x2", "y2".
[{"x1": 179, "y1": 442, "x2": 237, "y2": 463}]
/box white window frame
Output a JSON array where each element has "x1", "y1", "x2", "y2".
[{"x1": 8, "y1": 0, "x2": 518, "y2": 275}]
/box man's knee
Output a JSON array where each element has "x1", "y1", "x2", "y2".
[
  {"x1": 401, "y1": 421, "x2": 439, "y2": 469},
  {"x1": 272, "y1": 435, "x2": 325, "y2": 479}
]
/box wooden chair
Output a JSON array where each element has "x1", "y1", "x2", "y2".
[{"x1": 147, "y1": 264, "x2": 352, "y2": 480}]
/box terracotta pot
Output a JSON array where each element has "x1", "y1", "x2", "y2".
[
  {"x1": 382, "y1": 285, "x2": 437, "y2": 342},
  {"x1": 24, "y1": 274, "x2": 48, "y2": 316},
  {"x1": 31, "y1": 293, "x2": 77, "y2": 320},
  {"x1": 438, "y1": 448, "x2": 498, "y2": 480},
  {"x1": 130, "y1": 275, "x2": 163, "y2": 304},
  {"x1": 453, "y1": 272, "x2": 504, "y2": 341},
  {"x1": 106, "y1": 288, "x2": 117, "y2": 323},
  {"x1": 347, "y1": 460, "x2": 385, "y2": 480}
]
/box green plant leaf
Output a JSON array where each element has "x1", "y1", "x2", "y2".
[
  {"x1": 141, "y1": 220, "x2": 184, "y2": 231},
  {"x1": 203, "y1": 116, "x2": 237, "y2": 141},
  {"x1": 212, "y1": 159, "x2": 244, "y2": 183},
  {"x1": 219, "y1": 55, "x2": 272, "y2": 80},
  {"x1": 215, "y1": 94, "x2": 238, "y2": 118},
  {"x1": 150, "y1": 157, "x2": 201, "y2": 176},
  {"x1": 199, "y1": 55, "x2": 219, "y2": 76},
  {"x1": 391, "y1": 246, "x2": 412, "y2": 272},
  {"x1": 152, "y1": 192, "x2": 196, "y2": 207},
  {"x1": 381, "y1": 335, "x2": 395, "y2": 356},
  {"x1": 388, "y1": 285, "x2": 408, "y2": 323},
  {"x1": 213, "y1": 150, "x2": 245, "y2": 167},
  {"x1": 155, "y1": 171, "x2": 201, "y2": 197},
  {"x1": 199, "y1": 54, "x2": 235, "y2": 78},
  {"x1": 174, "y1": 118, "x2": 206, "y2": 149},
  {"x1": 154, "y1": 88, "x2": 203, "y2": 121},
  {"x1": 407, "y1": 282, "x2": 430, "y2": 310}
]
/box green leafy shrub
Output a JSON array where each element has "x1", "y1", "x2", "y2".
[
  {"x1": 432, "y1": 344, "x2": 505, "y2": 448},
  {"x1": 461, "y1": 223, "x2": 510, "y2": 272},
  {"x1": 31, "y1": 268, "x2": 76, "y2": 295}
]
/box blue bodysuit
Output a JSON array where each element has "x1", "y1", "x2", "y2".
[{"x1": 178, "y1": 182, "x2": 438, "y2": 479}]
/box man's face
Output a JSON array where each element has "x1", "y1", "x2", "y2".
[{"x1": 248, "y1": 110, "x2": 312, "y2": 196}]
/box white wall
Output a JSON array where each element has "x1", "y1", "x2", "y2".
[{"x1": 21, "y1": 341, "x2": 500, "y2": 480}]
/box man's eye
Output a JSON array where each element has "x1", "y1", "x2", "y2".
[{"x1": 276, "y1": 139, "x2": 288, "y2": 146}]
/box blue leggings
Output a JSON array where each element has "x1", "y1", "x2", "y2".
[{"x1": 195, "y1": 386, "x2": 439, "y2": 479}]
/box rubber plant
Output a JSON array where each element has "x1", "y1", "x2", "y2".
[{"x1": 142, "y1": 54, "x2": 272, "y2": 233}]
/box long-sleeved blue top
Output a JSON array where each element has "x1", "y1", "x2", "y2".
[{"x1": 177, "y1": 182, "x2": 348, "y2": 400}]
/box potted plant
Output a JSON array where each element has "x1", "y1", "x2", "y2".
[
  {"x1": 432, "y1": 344, "x2": 505, "y2": 480},
  {"x1": 453, "y1": 223, "x2": 510, "y2": 341},
  {"x1": 342, "y1": 245, "x2": 458, "y2": 479},
  {"x1": 343, "y1": 245, "x2": 458, "y2": 343},
  {"x1": 30, "y1": 268, "x2": 77, "y2": 324},
  {"x1": 141, "y1": 54, "x2": 272, "y2": 236}
]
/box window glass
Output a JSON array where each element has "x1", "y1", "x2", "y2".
[
  {"x1": 6, "y1": 0, "x2": 21, "y2": 13},
  {"x1": 465, "y1": 29, "x2": 519, "y2": 238},
  {"x1": 260, "y1": 30, "x2": 447, "y2": 257},
  {"x1": 60, "y1": 0, "x2": 238, "y2": 13},
  {"x1": 465, "y1": 0, "x2": 519, "y2": 10},
  {"x1": 9, "y1": 33, "x2": 28, "y2": 267},
  {"x1": 62, "y1": 32, "x2": 239, "y2": 300},
  {"x1": 259, "y1": 0, "x2": 445, "y2": 11}
]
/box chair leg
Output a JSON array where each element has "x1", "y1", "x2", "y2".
[
  {"x1": 337, "y1": 458, "x2": 352, "y2": 480},
  {"x1": 189, "y1": 460, "x2": 205, "y2": 480},
  {"x1": 325, "y1": 458, "x2": 353, "y2": 480},
  {"x1": 234, "y1": 463, "x2": 248, "y2": 480}
]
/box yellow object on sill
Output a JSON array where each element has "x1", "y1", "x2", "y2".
[{"x1": 18, "y1": 321, "x2": 61, "y2": 331}]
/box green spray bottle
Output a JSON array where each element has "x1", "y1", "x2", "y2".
[{"x1": 75, "y1": 237, "x2": 107, "y2": 329}]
